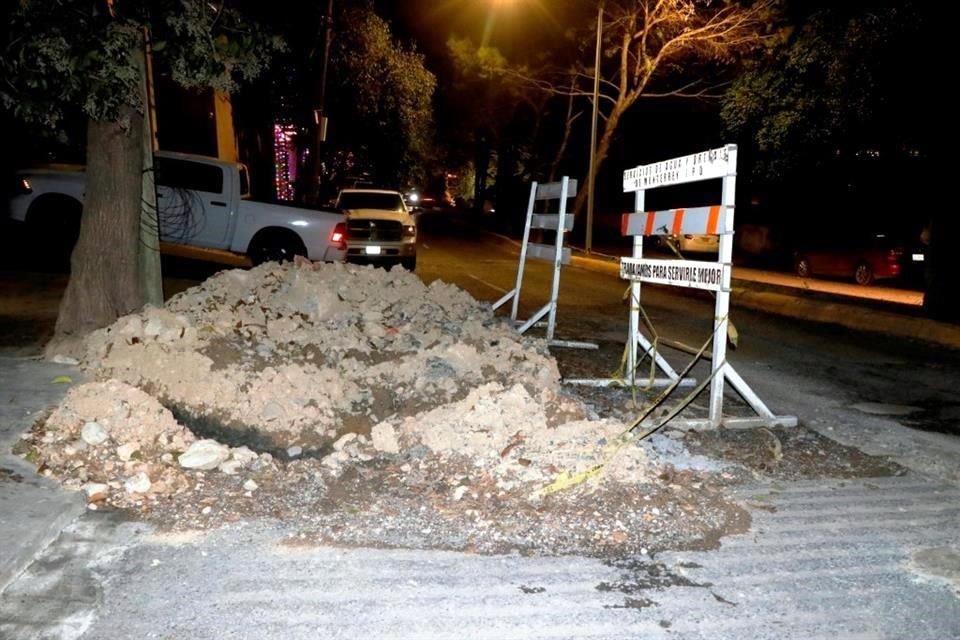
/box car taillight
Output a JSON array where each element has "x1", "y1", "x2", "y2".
[
  {"x1": 887, "y1": 248, "x2": 903, "y2": 262},
  {"x1": 16, "y1": 177, "x2": 32, "y2": 195},
  {"x1": 331, "y1": 222, "x2": 346, "y2": 246}
]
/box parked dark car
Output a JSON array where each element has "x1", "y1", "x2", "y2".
[{"x1": 793, "y1": 231, "x2": 925, "y2": 286}]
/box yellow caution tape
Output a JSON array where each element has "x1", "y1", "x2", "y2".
[{"x1": 534, "y1": 313, "x2": 729, "y2": 497}]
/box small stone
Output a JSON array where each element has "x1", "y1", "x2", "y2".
[
  {"x1": 81, "y1": 421, "x2": 109, "y2": 446},
  {"x1": 333, "y1": 433, "x2": 356, "y2": 451},
  {"x1": 179, "y1": 439, "x2": 230, "y2": 470},
  {"x1": 230, "y1": 446, "x2": 259, "y2": 467},
  {"x1": 452, "y1": 485, "x2": 469, "y2": 502},
  {"x1": 116, "y1": 443, "x2": 139, "y2": 462},
  {"x1": 83, "y1": 482, "x2": 109, "y2": 502},
  {"x1": 371, "y1": 422, "x2": 400, "y2": 454},
  {"x1": 160, "y1": 453, "x2": 174, "y2": 464},
  {"x1": 219, "y1": 459, "x2": 243, "y2": 475},
  {"x1": 144, "y1": 317, "x2": 164, "y2": 337},
  {"x1": 118, "y1": 316, "x2": 143, "y2": 337},
  {"x1": 251, "y1": 453, "x2": 275, "y2": 473},
  {"x1": 51, "y1": 354, "x2": 80, "y2": 366},
  {"x1": 286, "y1": 446, "x2": 303, "y2": 458},
  {"x1": 262, "y1": 402, "x2": 285, "y2": 422},
  {"x1": 243, "y1": 479, "x2": 259, "y2": 492},
  {"x1": 124, "y1": 472, "x2": 151, "y2": 494},
  {"x1": 201, "y1": 506, "x2": 212, "y2": 515}
]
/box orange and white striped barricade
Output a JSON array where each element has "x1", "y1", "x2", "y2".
[{"x1": 570, "y1": 145, "x2": 796, "y2": 429}]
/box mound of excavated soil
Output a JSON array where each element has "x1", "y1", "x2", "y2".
[
  {"x1": 84, "y1": 261, "x2": 561, "y2": 453},
  {"x1": 22, "y1": 261, "x2": 748, "y2": 556}
]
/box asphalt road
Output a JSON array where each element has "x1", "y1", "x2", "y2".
[
  {"x1": 1, "y1": 215, "x2": 959, "y2": 639},
  {"x1": 420, "y1": 218, "x2": 958, "y2": 417}
]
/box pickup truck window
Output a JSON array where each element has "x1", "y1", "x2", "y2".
[
  {"x1": 156, "y1": 157, "x2": 224, "y2": 194},
  {"x1": 338, "y1": 192, "x2": 404, "y2": 212},
  {"x1": 239, "y1": 166, "x2": 250, "y2": 198}
]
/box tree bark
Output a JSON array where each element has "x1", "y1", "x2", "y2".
[
  {"x1": 47, "y1": 106, "x2": 145, "y2": 356},
  {"x1": 547, "y1": 92, "x2": 580, "y2": 184},
  {"x1": 137, "y1": 39, "x2": 163, "y2": 307},
  {"x1": 474, "y1": 130, "x2": 490, "y2": 214},
  {"x1": 572, "y1": 104, "x2": 624, "y2": 224}
]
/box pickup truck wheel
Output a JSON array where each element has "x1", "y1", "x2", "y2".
[
  {"x1": 400, "y1": 256, "x2": 417, "y2": 271},
  {"x1": 249, "y1": 231, "x2": 307, "y2": 266}
]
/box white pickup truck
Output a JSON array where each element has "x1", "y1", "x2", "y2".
[
  {"x1": 6, "y1": 151, "x2": 346, "y2": 265},
  {"x1": 336, "y1": 188, "x2": 417, "y2": 270}
]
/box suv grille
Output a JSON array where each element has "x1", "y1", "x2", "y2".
[{"x1": 347, "y1": 219, "x2": 403, "y2": 242}]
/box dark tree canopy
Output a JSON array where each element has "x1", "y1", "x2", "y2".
[
  {"x1": 1, "y1": 0, "x2": 284, "y2": 349},
  {"x1": 721, "y1": 3, "x2": 932, "y2": 182},
  {"x1": 2, "y1": 0, "x2": 283, "y2": 130},
  {"x1": 329, "y1": 2, "x2": 436, "y2": 187}
]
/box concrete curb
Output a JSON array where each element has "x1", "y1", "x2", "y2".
[
  {"x1": 484, "y1": 230, "x2": 960, "y2": 351},
  {"x1": 730, "y1": 287, "x2": 960, "y2": 351},
  {"x1": 0, "y1": 359, "x2": 86, "y2": 593},
  {"x1": 0, "y1": 456, "x2": 85, "y2": 593}
]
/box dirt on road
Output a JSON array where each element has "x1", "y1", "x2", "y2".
[{"x1": 15, "y1": 260, "x2": 904, "y2": 558}]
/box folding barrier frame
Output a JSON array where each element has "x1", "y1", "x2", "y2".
[
  {"x1": 569, "y1": 145, "x2": 796, "y2": 429},
  {"x1": 493, "y1": 177, "x2": 596, "y2": 350}
]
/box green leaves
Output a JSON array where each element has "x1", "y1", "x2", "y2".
[
  {"x1": 332, "y1": 3, "x2": 436, "y2": 186},
  {"x1": 1, "y1": 0, "x2": 283, "y2": 131}
]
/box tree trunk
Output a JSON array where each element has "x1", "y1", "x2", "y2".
[
  {"x1": 548, "y1": 95, "x2": 579, "y2": 184},
  {"x1": 474, "y1": 131, "x2": 490, "y2": 214},
  {"x1": 572, "y1": 105, "x2": 624, "y2": 225},
  {"x1": 137, "y1": 39, "x2": 163, "y2": 307},
  {"x1": 46, "y1": 107, "x2": 145, "y2": 357},
  {"x1": 923, "y1": 214, "x2": 960, "y2": 323}
]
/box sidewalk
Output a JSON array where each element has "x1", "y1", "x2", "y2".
[{"x1": 0, "y1": 358, "x2": 85, "y2": 592}]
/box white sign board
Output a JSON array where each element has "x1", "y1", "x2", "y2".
[
  {"x1": 620, "y1": 257, "x2": 729, "y2": 292},
  {"x1": 623, "y1": 146, "x2": 732, "y2": 192},
  {"x1": 536, "y1": 179, "x2": 578, "y2": 200}
]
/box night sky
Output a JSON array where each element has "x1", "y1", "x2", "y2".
[{"x1": 377, "y1": 0, "x2": 578, "y2": 61}]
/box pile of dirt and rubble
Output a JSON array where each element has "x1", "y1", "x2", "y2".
[{"x1": 20, "y1": 260, "x2": 749, "y2": 556}]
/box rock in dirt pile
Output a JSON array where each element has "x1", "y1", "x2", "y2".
[{"x1": 22, "y1": 261, "x2": 747, "y2": 555}]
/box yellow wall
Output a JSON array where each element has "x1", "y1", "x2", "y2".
[{"x1": 213, "y1": 91, "x2": 238, "y2": 162}]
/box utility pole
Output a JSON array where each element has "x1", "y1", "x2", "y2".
[
  {"x1": 585, "y1": 2, "x2": 603, "y2": 254},
  {"x1": 307, "y1": 0, "x2": 334, "y2": 203},
  {"x1": 316, "y1": 0, "x2": 334, "y2": 144}
]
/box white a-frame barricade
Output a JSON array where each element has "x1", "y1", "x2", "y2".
[
  {"x1": 572, "y1": 145, "x2": 795, "y2": 429},
  {"x1": 492, "y1": 177, "x2": 596, "y2": 350}
]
